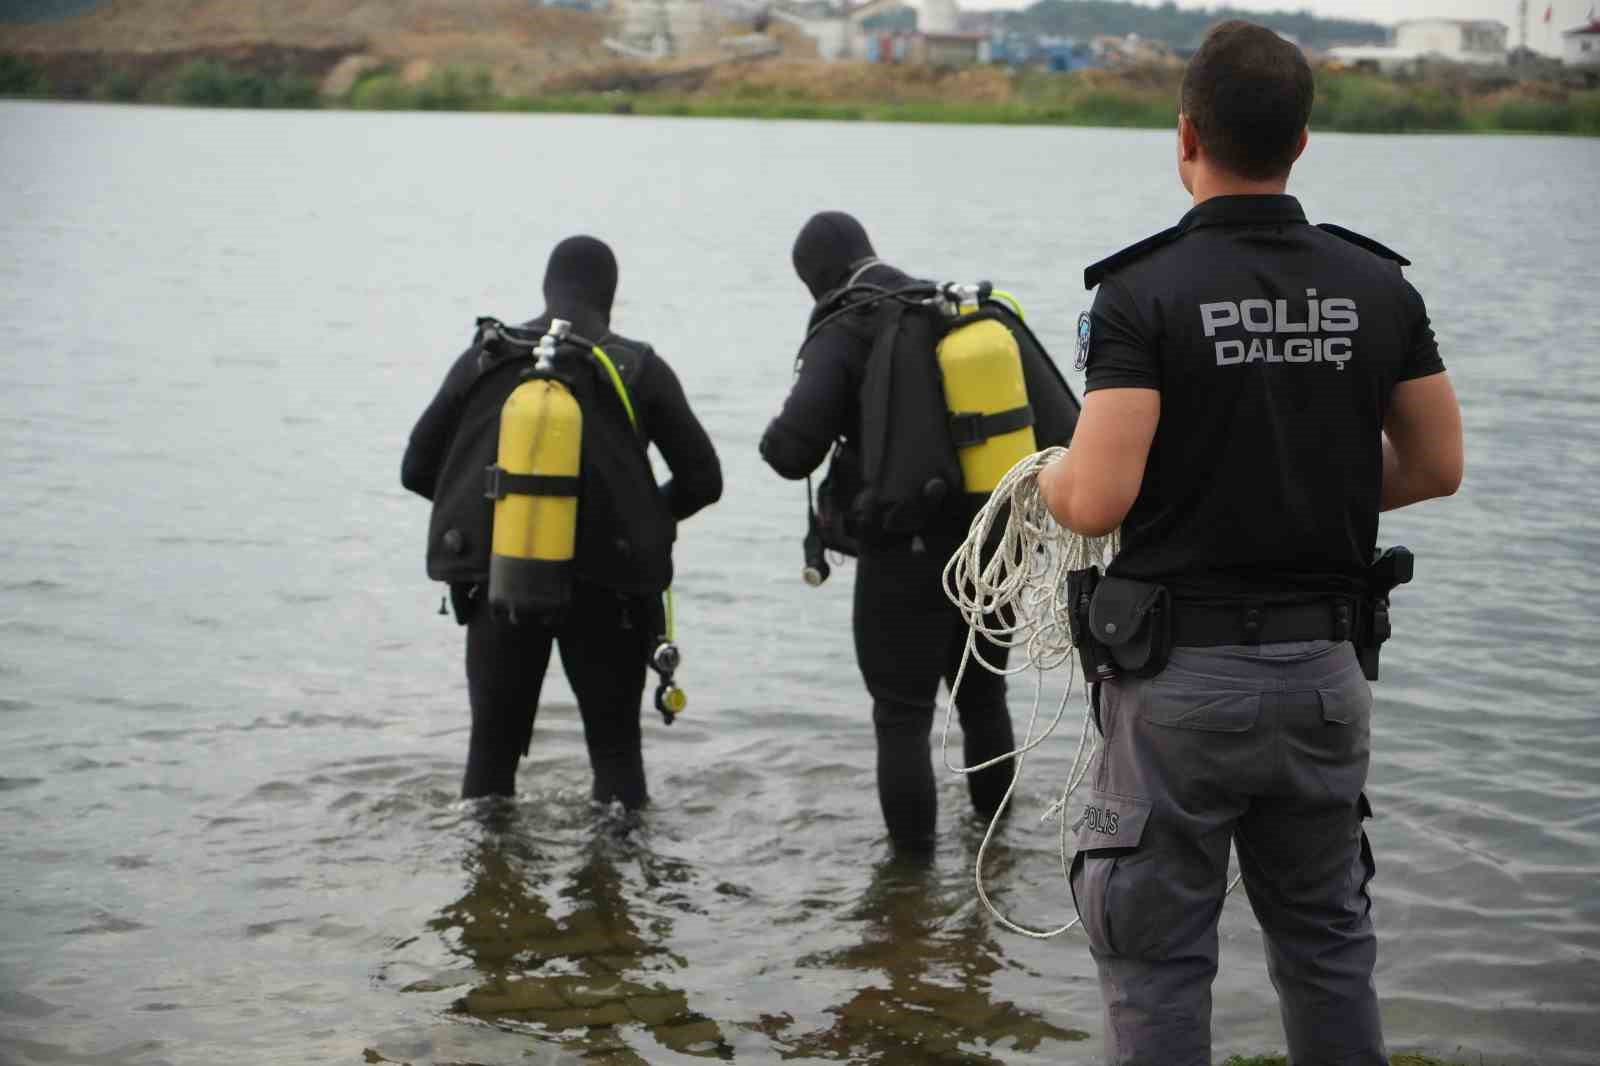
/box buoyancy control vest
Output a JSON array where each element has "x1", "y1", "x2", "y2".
[
  {"x1": 817, "y1": 282, "x2": 1082, "y2": 537},
  {"x1": 424, "y1": 318, "x2": 674, "y2": 610}
]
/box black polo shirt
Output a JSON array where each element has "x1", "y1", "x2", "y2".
[{"x1": 1082, "y1": 194, "x2": 1445, "y2": 603}]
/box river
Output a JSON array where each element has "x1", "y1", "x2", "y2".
[{"x1": 1, "y1": 101, "x2": 1597, "y2": 1065}]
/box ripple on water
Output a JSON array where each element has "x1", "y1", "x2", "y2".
[
  {"x1": 62, "y1": 911, "x2": 149, "y2": 936},
  {"x1": 109, "y1": 855, "x2": 154, "y2": 870},
  {"x1": 0, "y1": 989, "x2": 63, "y2": 1018},
  {"x1": 249, "y1": 780, "x2": 312, "y2": 803},
  {"x1": 89, "y1": 697, "x2": 195, "y2": 714},
  {"x1": 62, "y1": 756, "x2": 127, "y2": 773}
]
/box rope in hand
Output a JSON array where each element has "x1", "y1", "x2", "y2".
[{"x1": 939, "y1": 447, "x2": 1240, "y2": 940}]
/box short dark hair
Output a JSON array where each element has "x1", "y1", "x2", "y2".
[{"x1": 1180, "y1": 20, "x2": 1314, "y2": 180}]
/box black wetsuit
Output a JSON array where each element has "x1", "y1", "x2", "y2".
[
  {"x1": 762, "y1": 214, "x2": 1016, "y2": 850},
  {"x1": 402, "y1": 238, "x2": 722, "y2": 805}
]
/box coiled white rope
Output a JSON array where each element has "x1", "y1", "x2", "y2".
[{"x1": 940, "y1": 447, "x2": 1239, "y2": 940}]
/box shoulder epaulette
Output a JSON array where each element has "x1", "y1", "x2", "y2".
[
  {"x1": 1083, "y1": 224, "x2": 1186, "y2": 290},
  {"x1": 1317, "y1": 224, "x2": 1411, "y2": 267}
]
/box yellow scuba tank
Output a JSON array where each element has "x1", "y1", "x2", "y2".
[
  {"x1": 937, "y1": 308, "x2": 1036, "y2": 494},
  {"x1": 485, "y1": 324, "x2": 583, "y2": 620}
]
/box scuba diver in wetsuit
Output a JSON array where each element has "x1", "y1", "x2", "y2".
[
  {"x1": 402, "y1": 236, "x2": 722, "y2": 806},
  {"x1": 760, "y1": 212, "x2": 1080, "y2": 851}
]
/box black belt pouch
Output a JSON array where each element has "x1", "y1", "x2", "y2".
[{"x1": 1088, "y1": 577, "x2": 1173, "y2": 679}]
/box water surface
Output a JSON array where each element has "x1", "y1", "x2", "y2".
[{"x1": 1, "y1": 102, "x2": 1597, "y2": 1065}]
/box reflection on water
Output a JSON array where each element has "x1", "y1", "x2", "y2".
[
  {"x1": 762, "y1": 853, "x2": 1088, "y2": 1063},
  {"x1": 425, "y1": 805, "x2": 733, "y2": 1063}
]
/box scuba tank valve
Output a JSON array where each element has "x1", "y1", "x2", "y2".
[
  {"x1": 936, "y1": 281, "x2": 992, "y2": 316},
  {"x1": 534, "y1": 318, "x2": 572, "y2": 369}
]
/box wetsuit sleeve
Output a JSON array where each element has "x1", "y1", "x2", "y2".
[
  {"x1": 759, "y1": 325, "x2": 860, "y2": 480},
  {"x1": 640, "y1": 355, "x2": 723, "y2": 523},
  {"x1": 1083, "y1": 276, "x2": 1160, "y2": 393},
  {"x1": 401, "y1": 345, "x2": 479, "y2": 501},
  {"x1": 1397, "y1": 277, "x2": 1445, "y2": 382}
]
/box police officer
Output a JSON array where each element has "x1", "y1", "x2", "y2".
[
  {"x1": 760, "y1": 212, "x2": 1024, "y2": 853},
  {"x1": 1039, "y1": 22, "x2": 1463, "y2": 1066},
  {"x1": 402, "y1": 236, "x2": 723, "y2": 806}
]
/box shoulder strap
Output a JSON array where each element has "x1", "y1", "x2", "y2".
[
  {"x1": 858, "y1": 300, "x2": 906, "y2": 486},
  {"x1": 1317, "y1": 223, "x2": 1411, "y2": 266},
  {"x1": 1083, "y1": 224, "x2": 1186, "y2": 290}
]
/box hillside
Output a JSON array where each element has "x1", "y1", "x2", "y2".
[{"x1": 0, "y1": 0, "x2": 615, "y2": 97}]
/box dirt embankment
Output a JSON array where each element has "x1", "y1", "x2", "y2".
[{"x1": 1, "y1": 0, "x2": 616, "y2": 96}]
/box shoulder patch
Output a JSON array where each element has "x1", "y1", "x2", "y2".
[
  {"x1": 1083, "y1": 224, "x2": 1185, "y2": 290},
  {"x1": 1317, "y1": 223, "x2": 1411, "y2": 267}
]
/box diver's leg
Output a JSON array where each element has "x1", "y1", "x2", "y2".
[
  {"x1": 463, "y1": 607, "x2": 554, "y2": 799},
  {"x1": 558, "y1": 587, "x2": 650, "y2": 811},
  {"x1": 941, "y1": 600, "x2": 1016, "y2": 820},
  {"x1": 854, "y1": 540, "x2": 946, "y2": 852}
]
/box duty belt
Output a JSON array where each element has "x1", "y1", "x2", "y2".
[{"x1": 1169, "y1": 598, "x2": 1358, "y2": 647}]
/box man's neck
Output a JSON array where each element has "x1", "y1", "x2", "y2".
[{"x1": 1190, "y1": 168, "x2": 1290, "y2": 205}]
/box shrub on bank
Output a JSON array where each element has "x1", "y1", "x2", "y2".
[
  {"x1": 95, "y1": 69, "x2": 142, "y2": 103},
  {"x1": 167, "y1": 60, "x2": 318, "y2": 109},
  {"x1": 0, "y1": 55, "x2": 49, "y2": 97},
  {"x1": 346, "y1": 66, "x2": 496, "y2": 111},
  {"x1": 1575, "y1": 90, "x2": 1600, "y2": 135},
  {"x1": 1315, "y1": 72, "x2": 1468, "y2": 132}
]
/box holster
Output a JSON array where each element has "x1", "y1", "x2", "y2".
[
  {"x1": 1088, "y1": 574, "x2": 1173, "y2": 679},
  {"x1": 1356, "y1": 545, "x2": 1414, "y2": 682}
]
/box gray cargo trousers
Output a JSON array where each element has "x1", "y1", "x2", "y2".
[{"x1": 1068, "y1": 640, "x2": 1384, "y2": 1066}]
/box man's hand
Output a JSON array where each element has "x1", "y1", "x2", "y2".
[
  {"x1": 1039, "y1": 387, "x2": 1160, "y2": 537},
  {"x1": 1381, "y1": 371, "x2": 1463, "y2": 512}
]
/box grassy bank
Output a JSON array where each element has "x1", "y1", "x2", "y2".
[
  {"x1": 1222, "y1": 1049, "x2": 1465, "y2": 1056},
  {"x1": 1222, "y1": 1049, "x2": 1472, "y2": 1056},
  {"x1": 4, "y1": 52, "x2": 1597, "y2": 136}
]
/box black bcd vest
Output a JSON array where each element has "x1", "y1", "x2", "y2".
[
  {"x1": 424, "y1": 334, "x2": 674, "y2": 597},
  {"x1": 849, "y1": 296, "x2": 1082, "y2": 536}
]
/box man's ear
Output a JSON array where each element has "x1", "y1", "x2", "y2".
[
  {"x1": 1291, "y1": 125, "x2": 1309, "y2": 165},
  {"x1": 1178, "y1": 113, "x2": 1200, "y2": 163}
]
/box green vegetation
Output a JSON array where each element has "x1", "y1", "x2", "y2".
[
  {"x1": 94, "y1": 68, "x2": 140, "y2": 103},
  {"x1": 5, "y1": 51, "x2": 1594, "y2": 138},
  {"x1": 166, "y1": 59, "x2": 318, "y2": 109},
  {"x1": 466, "y1": 71, "x2": 1595, "y2": 137},
  {"x1": 0, "y1": 54, "x2": 48, "y2": 97},
  {"x1": 1222, "y1": 1049, "x2": 1472, "y2": 1056},
  {"x1": 347, "y1": 66, "x2": 495, "y2": 111},
  {"x1": 1315, "y1": 72, "x2": 1470, "y2": 132}
]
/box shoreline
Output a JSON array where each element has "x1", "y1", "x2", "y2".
[
  {"x1": 3, "y1": 53, "x2": 1598, "y2": 138},
  {"x1": 4, "y1": 88, "x2": 1599, "y2": 139}
]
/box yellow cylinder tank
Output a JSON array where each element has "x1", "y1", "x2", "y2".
[
  {"x1": 937, "y1": 317, "x2": 1036, "y2": 494},
  {"x1": 487, "y1": 377, "x2": 582, "y2": 617}
]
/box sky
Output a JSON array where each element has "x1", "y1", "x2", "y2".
[{"x1": 958, "y1": 0, "x2": 1599, "y2": 53}]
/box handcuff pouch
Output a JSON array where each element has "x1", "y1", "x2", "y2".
[{"x1": 1088, "y1": 576, "x2": 1173, "y2": 679}]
